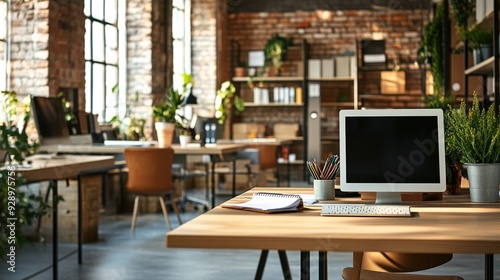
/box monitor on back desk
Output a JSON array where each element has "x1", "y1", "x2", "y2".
[
  {"x1": 339, "y1": 109, "x2": 446, "y2": 204},
  {"x1": 31, "y1": 96, "x2": 72, "y2": 152}
]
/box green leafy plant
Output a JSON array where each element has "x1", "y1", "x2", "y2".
[
  {"x1": 0, "y1": 90, "x2": 48, "y2": 260},
  {"x1": 152, "y1": 87, "x2": 185, "y2": 123},
  {"x1": 420, "y1": 1, "x2": 444, "y2": 94},
  {"x1": 215, "y1": 81, "x2": 244, "y2": 124},
  {"x1": 446, "y1": 93, "x2": 500, "y2": 164},
  {"x1": 264, "y1": 34, "x2": 290, "y2": 76},
  {"x1": 450, "y1": 0, "x2": 474, "y2": 42},
  {"x1": 467, "y1": 24, "x2": 493, "y2": 50}
]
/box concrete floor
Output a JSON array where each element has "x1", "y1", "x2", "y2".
[{"x1": 1, "y1": 188, "x2": 499, "y2": 280}]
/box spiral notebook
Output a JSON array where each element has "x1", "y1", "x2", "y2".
[{"x1": 222, "y1": 192, "x2": 303, "y2": 213}]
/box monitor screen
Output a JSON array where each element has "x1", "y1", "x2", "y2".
[
  {"x1": 339, "y1": 109, "x2": 446, "y2": 204},
  {"x1": 31, "y1": 96, "x2": 71, "y2": 146}
]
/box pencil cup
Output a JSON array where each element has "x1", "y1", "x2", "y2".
[{"x1": 313, "y1": 179, "x2": 335, "y2": 201}]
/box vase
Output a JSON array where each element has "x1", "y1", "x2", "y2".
[
  {"x1": 155, "y1": 122, "x2": 175, "y2": 147},
  {"x1": 466, "y1": 163, "x2": 500, "y2": 203},
  {"x1": 179, "y1": 135, "x2": 191, "y2": 147}
]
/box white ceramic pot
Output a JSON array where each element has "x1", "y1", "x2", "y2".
[
  {"x1": 155, "y1": 122, "x2": 175, "y2": 147},
  {"x1": 179, "y1": 135, "x2": 191, "y2": 147}
]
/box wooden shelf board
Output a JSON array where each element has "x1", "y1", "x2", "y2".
[
  {"x1": 244, "y1": 102, "x2": 303, "y2": 107},
  {"x1": 232, "y1": 76, "x2": 303, "y2": 82},
  {"x1": 465, "y1": 56, "x2": 494, "y2": 75},
  {"x1": 307, "y1": 77, "x2": 355, "y2": 82},
  {"x1": 321, "y1": 102, "x2": 356, "y2": 107}
]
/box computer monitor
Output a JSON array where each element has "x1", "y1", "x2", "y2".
[
  {"x1": 191, "y1": 114, "x2": 219, "y2": 145},
  {"x1": 31, "y1": 96, "x2": 71, "y2": 146},
  {"x1": 339, "y1": 109, "x2": 446, "y2": 204}
]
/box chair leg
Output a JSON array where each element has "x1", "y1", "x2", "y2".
[
  {"x1": 351, "y1": 251, "x2": 364, "y2": 280},
  {"x1": 159, "y1": 196, "x2": 172, "y2": 230},
  {"x1": 131, "y1": 195, "x2": 140, "y2": 233},
  {"x1": 170, "y1": 195, "x2": 183, "y2": 225}
]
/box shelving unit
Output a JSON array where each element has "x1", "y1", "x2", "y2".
[
  {"x1": 463, "y1": 4, "x2": 499, "y2": 113},
  {"x1": 231, "y1": 39, "x2": 358, "y2": 179}
]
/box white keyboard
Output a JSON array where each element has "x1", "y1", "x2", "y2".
[{"x1": 321, "y1": 204, "x2": 412, "y2": 217}]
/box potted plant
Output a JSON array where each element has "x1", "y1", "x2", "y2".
[
  {"x1": 446, "y1": 93, "x2": 500, "y2": 202},
  {"x1": 152, "y1": 87, "x2": 185, "y2": 147},
  {"x1": 234, "y1": 62, "x2": 247, "y2": 77},
  {"x1": 468, "y1": 24, "x2": 493, "y2": 65},
  {"x1": 264, "y1": 34, "x2": 290, "y2": 76}
]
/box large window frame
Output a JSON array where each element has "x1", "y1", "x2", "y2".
[
  {"x1": 172, "y1": 0, "x2": 191, "y2": 91},
  {"x1": 0, "y1": 0, "x2": 10, "y2": 91},
  {"x1": 84, "y1": 0, "x2": 125, "y2": 122}
]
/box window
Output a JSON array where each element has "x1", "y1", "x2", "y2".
[
  {"x1": 172, "y1": 0, "x2": 191, "y2": 91},
  {"x1": 84, "y1": 0, "x2": 123, "y2": 122},
  {"x1": 0, "y1": 0, "x2": 9, "y2": 91}
]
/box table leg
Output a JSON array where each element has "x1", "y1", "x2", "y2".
[
  {"x1": 319, "y1": 251, "x2": 327, "y2": 280},
  {"x1": 278, "y1": 251, "x2": 292, "y2": 280},
  {"x1": 485, "y1": 254, "x2": 494, "y2": 280},
  {"x1": 78, "y1": 175, "x2": 82, "y2": 264},
  {"x1": 211, "y1": 156, "x2": 216, "y2": 208},
  {"x1": 300, "y1": 251, "x2": 310, "y2": 280},
  {"x1": 255, "y1": 250, "x2": 269, "y2": 280},
  {"x1": 50, "y1": 180, "x2": 58, "y2": 280},
  {"x1": 232, "y1": 159, "x2": 236, "y2": 197}
]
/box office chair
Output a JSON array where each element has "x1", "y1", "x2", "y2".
[
  {"x1": 124, "y1": 147, "x2": 182, "y2": 232},
  {"x1": 342, "y1": 252, "x2": 464, "y2": 280}
]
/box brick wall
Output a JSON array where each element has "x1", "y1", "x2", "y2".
[
  {"x1": 228, "y1": 10, "x2": 428, "y2": 67},
  {"x1": 48, "y1": 0, "x2": 85, "y2": 107},
  {"x1": 10, "y1": 0, "x2": 85, "y2": 102},
  {"x1": 191, "y1": 0, "x2": 217, "y2": 117},
  {"x1": 227, "y1": 9, "x2": 430, "y2": 136}
]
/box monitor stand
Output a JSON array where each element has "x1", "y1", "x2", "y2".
[{"x1": 375, "y1": 192, "x2": 403, "y2": 204}]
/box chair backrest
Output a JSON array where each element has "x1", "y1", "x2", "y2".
[
  {"x1": 124, "y1": 147, "x2": 175, "y2": 195},
  {"x1": 361, "y1": 252, "x2": 453, "y2": 272}
]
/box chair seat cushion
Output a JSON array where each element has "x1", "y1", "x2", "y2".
[{"x1": 342, "y1": 267, "x2": 464, "y2": 280}]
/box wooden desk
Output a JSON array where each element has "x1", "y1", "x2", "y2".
[
  {"x1": 171, "y1": 143, "x2": 248, "y2": 208},
  {"x1": 15, "y1": 154, "x2": 115, "y2": 280},
  {"x1": 167, "y1": 187, "x2": 500, "y2": 280}
]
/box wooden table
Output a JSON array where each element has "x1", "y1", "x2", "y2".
[
  {"x1": 167, "y1": 187, "x2": 500, "y2": 280},
  {"x1": 15, "y1": 154, "x2": 115, "y2": 280}
]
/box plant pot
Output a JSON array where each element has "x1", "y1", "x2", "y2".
[
  {"x1": 234, "y1": 67, "x2": 246, "y2": 77},
  {"x1": 466, "y1": 163, "x2": 500, "y2": 203},
  {"x1": 473, "y1": 45, "x2": 493, "y2": 65},
  {"x1": 179, "y1": 135, "x2": 191, "y2": 147},
  {"x1": 155, "y1": 122, "x2": 175, "y2": 147}
]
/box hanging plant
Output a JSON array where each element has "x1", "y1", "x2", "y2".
[
  {"x1": 215, "y1": 81, "x2": 244, "y2": 124},
  {"x1": 421, "y1": 1, "x2": 444, "y2": 94},
  {"x1": 450, "y1": 0, "x2": 474, "y2": 42}
]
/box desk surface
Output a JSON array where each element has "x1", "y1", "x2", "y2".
[
  {"x1": 167, "y1": 187, "x2": 500, "y2": 254},
  {"x1": 218, "y1": 138, "x2": 294, "y2": 146},
  {"x1": 57, "y1": 143, "x2": 247, "y2": 157},
  {"x1": 16, "y1": 154, "x2": 115, "y2": 182}
]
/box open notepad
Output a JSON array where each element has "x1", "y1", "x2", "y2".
[{"x1": 222, "y1": 192, "x2": 303, "y2": 213}]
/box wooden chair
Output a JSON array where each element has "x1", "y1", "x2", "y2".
[
  {"x1": 342, "y1": 252, "x2": 463, "y2": 280},
  {"x1": 124, "y1": 147, "x2": 182, "y2": 232}
]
